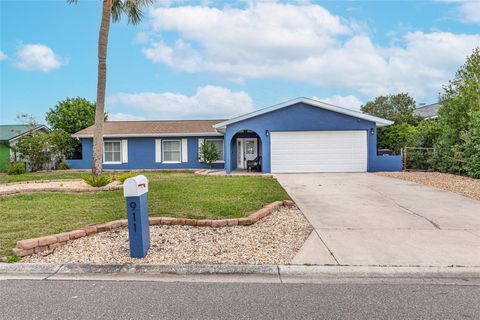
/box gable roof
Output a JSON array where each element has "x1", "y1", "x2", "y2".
[
  {"x1": 213, "y1": 97, "x2": 394, "y2": 129},
  {"x1": 414, "y1": 103, "x2": 439, "y2": 119},
  {"x1": 72, "y1": 120, "x2": 225, "y2": 138},
  {"x1": 0, "y1": 125, "x2": 49, "y2": 142}
]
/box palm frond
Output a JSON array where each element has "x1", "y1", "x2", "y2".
[{"x1": 111, "y1": 0, "x2": 154, "y2": 25}]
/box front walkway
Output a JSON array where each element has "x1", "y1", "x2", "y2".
[
  {"x1": 195, "y1": 169, "x2": 272, "y2": 177},
  {"x1": 276, "y1": 173, "x2": 480, "y2": 267}
]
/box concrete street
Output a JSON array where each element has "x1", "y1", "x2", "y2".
[
  {"x1": 277, "y1": 173, "x2": 480, "y2": 266},
  {"x1": 1, "y1": 279, "x2": 479, "y2": 320}
]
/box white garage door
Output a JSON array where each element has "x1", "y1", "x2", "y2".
[{"x1": 270, "y1": 131, "x2": 367, "y2": 173}]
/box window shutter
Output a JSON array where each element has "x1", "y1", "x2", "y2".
[
  {"x1": 121, "y1": 140, "x2": 128, "y2": 163},
  {"x1": 198, "y1": 138, "x2": 204, "y2": 162},
  {"x1": 155, "y1": 139, "x2": 162, "y2": 163},
  {"x1": 181, "y1": 138, "x2": 188, "y2": 162}
]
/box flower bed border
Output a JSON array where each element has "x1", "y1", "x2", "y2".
[
  {"x1": 12, "y1": 200, "x2": 294, "y2": 258},
  {"x1": 0, "y1": 179, "x2": 122, "y2": 196}
]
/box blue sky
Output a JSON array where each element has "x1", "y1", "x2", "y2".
[{"x1": 1, "y1": 0, "x2": 479, "y2": 125}]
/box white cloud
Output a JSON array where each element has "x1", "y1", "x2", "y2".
[
  {"x1": 0, "y1": 50, "x2": 7, "y2": 60},
  {"x1": 109, "y1": 113, "x2": 146, "y2": 121},
  {"x1": 107, "y1": 85, "x2": 254, "y2": 119},
  {"x1": 134, "y1": 31, "x2": 151, "y2": 44},
  {"x1": 315, "y1": 95, "x2": 364, "y2": 110},
  {"x1": 456, "y1": 1, "x2": 480, "y2": 23},
  {"x1": 438, "y1": 0, "x2": 480, "y2": 23},
  {"x1": 15, "y1": 44, "x2": 67, "y2": 72},
  {"x1": 141, "y1": 3, "x2": 480, "y2": 99}
]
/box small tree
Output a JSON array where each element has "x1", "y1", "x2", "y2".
[
  {"x1": 12, "y1": 133, "x2": 51, "y2": 171},
  {"x1": 198, "y1": 142, "x2": 220, "y2": 169}
]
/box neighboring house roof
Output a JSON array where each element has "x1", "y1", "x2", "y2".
[
  {"x1": 0, "y1": 125, "x2": 49, "y2": 143},
  {"x1": 72, "y1": 120, "x2": 225, "y2": 138},
  {"x1": 414, "y1": 103, "x2": 440, "y2": 119},
  {"x1": 213, "y1": 97, "x2": 394, "y2": 130}
]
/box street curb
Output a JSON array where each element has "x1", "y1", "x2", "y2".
[
  {"x1": 279, "y1": 265, "x2": 480, "y2": 278},
  {"x1": 2, "y1": 263, "x2": 480, "y2": 279}
]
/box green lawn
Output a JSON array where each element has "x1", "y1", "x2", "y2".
[
  {"x1": 0, "y1": 171, "x2": 289, "y2": 256},
  {"x1": 0, "y1": 171, "x2": 90, "y2": 183}
]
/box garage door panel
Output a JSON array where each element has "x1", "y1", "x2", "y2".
[{"x1": 271, "y1": 131, "x2": 367, "y2": 173}]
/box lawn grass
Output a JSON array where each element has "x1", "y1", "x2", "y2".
[
  {"x1": 0, "y1": 171, "x2": 290, "y2": 256},
  {"x1": 0, "y1": 171, "x2": 88, "y2": 183}
]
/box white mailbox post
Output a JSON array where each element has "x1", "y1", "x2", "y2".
[{"x1": 123, "y1": 175, "x2": 150, "y2": 258}]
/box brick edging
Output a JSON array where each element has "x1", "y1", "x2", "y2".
[
  {"x1": 12, "y1": 200, "x2": 294, "y2": 258},
  {"x1": 3, "y1": 179, "x2": 86, "y2": 186}
]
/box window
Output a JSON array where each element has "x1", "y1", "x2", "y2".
[
  {"x1": 206, "y1": 139, "x2": 224, "y2": 162},
  {"x1": 104, "y1": 141, "x2": 121, "y2": 163},
  {"x1": 163, "y1": 140, "x2": 181, "y2": 163}
]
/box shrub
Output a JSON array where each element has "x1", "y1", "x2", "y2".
[
  {"x1": 7, "y1": 162, "x2": 26, "y2": 175},
  {"x1": 83, "y1": 175, "x2": 111, "y2": 187},
  {"x1": 6, "y1": 254, "x2": 20, "y2": 263},
  {"x1": 57, "y1": 160, "x2": 70, "y2": 170},
  {"x1": 113, "y1": 172, "x2": 137, "y2": 183}
]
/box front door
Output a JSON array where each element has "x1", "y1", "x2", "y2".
[{"x1": 236, "y1": 138, "x2": 258, "y2": 169}]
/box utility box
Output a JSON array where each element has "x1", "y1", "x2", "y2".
[{"x1": 123, "y1": 175, "x2": 150, "y2": 258}]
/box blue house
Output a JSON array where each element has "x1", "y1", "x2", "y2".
[{"x1": 69, "y1": 98, "x2": 402, "y2": 173}]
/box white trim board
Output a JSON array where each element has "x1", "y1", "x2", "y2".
[
  {"x1": 73, "y1": 132, "x2": 223, "y2": 138},
  {"x1": 8, "y1": 125, "x2": 50, "y2": 143},
  {"x1": 213, "y1": 97, "x2": 393, "y2": 130}
]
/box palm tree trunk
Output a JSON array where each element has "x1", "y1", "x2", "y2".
[{"x1": 92, "y1": 0, "x2": 112, "y2": 176}]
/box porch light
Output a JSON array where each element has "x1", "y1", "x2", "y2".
[
  {"x1": 370, "y1": 128, "x2": 375, "y2": 135},
  {"x1": 265, "y1": 130, "x2": 269, "y2": 136}
]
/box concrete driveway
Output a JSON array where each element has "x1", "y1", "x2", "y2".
[{"x1": 276, "y1": 173, "x2": 480, "y2": 267}]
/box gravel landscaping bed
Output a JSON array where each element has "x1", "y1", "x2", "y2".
[
  {"x1": 376, "y1": 172, "x2": 480, "y2": 201},
  {"x1": 0, "y1": 179, "x2": 121, "y2": 195},
  {"x1": 24, "y1": 206, "x2": 311, "y2": 265}
]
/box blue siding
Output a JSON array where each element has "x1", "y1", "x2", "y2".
[
  {"x1": 372, "y1": 155, "x2": 403, "y2": 171},
  {"x1": 68, "y1": 136, "x2": 225, "y2": 170},
  {"x1": 68, "y1": 102, "x2": 400, "y2": 173},
  {"x1": 223, "y1": 102, "x2": 399, "y2": 173}
]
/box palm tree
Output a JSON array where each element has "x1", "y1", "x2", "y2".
[{"x1": 68, "y1": 0, "x2": 153, "y2": 176}]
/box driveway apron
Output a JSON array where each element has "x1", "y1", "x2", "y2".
[{"x1": 276, "y1": 173, "x2": 480, "y2": 267}]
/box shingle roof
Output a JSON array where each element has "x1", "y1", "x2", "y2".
[
  {"x1": 0, "y1": 125, "x2": 48, "y2": 141},
  {"x1": 72, "y1": 120, "x2": 225, "y2": 138},
  {"x1": 414, "y1": 103, "x2": 440, "y2": 119}
]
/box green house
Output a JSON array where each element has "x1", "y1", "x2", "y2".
[{"x1": 0, "y1": 125, "x2": 50, "y2": 171}]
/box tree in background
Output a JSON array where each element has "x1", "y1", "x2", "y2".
[
  {"x1": 361, "y1": 93, "x2": 421, "y2": 126},
  {"x1": 433, "y1": 47, "x2": 480, "y2": 177},
  {"x1": 68, "y1": 0, "x2": 154, "y2": 176},
  {"x1": 46, "y1": 97, "x2": 101, "y2": 159},
  {"x1": 361, "y1": 93, "x2": 421, "y2": 153},
  {"x1": 46, "y1": 97, "x2": 97, "y2": 134}
]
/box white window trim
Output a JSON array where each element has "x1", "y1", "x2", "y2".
[
  {"x1": 162, "y1": 139, "x2": 182, "y2": 164},
  {"x1": 181, "y1": 138, "x2": 188, "y2": 163},
  {"x1": 103, "y1": 140, "x2": 122, "y2": 164},
  {"x1": 205, "y1": 138, "x2": 225, "y2": 163},
  {"x1": 155, "y1": 139, "x2": 162, "y2": 163}
]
